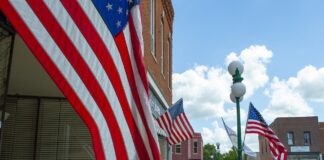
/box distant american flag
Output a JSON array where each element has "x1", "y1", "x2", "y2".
[
  {"x1": 157, "y1": 98, "x2": 195, "y2": 145},
  {"x1": 245, "y1": 103, "x2": 287, "y2": 160},
  {"x1": 1, "y1": 0, "x2": 161, "y2": 159}
]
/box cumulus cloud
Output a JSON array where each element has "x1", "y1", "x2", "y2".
[
  {"x1": 263, "y1": 77, "x2": 314, "y2": 121},
  {"x1": 173, "y1": 45, "x2": 272, "y2": 119},
  {"x1": 226, "y1": 45, "x2": 273, "y2": 97},
  {"x1": 201, "y1": 121, "x2": 233, "y2": 153},
  {"x1": 173, "y1": 65, "x2": 231, "y2": 119},
  {"x1": 202, "y1": 120, "x2": 259, "y2": 153},
  {"x1": 287, "y1": 65, "x2": 324, "y2": 102}
]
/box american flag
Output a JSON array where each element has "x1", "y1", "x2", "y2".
[
  {"x1": 0, "y1": 0, "x2": 161, "y2": 159},
  {"x1": 245, "y1": 103, "x2": 287, "y2": 160},
  {"x1": 157, "y1": 98, "x2": 195, "y2": 145}
]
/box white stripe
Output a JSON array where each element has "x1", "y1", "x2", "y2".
[
  {"x1": 10, "y1": 1, "x2": 114, "y2": 159},
  {"x1": 173, "y1": 119, "x2": 186, "y2": 140},
  {"x1": 246, "y1": 123, "x2": 272, "y2": 132},
  {"x1": 180, "y1": 114, "x2": 194, "y2": 136},
  {"x1": 43, "y1": 1, "x2": 137, "y2": 159},
  {"x1": 246, "y1": 128, "x2": 279, "y2": 140},
  {"x1": 130, "y1": 5, "x2": 144, "y2": 55},
  {"x1": 161, "y1": 114, "x2": 177, "y2": 144},
  {"x1": 77, "y1": 0, "x2": 158, "y2": 157},
  {"x1": 123, "y1": 19, "x2": 160, "y2": 149},
  {"x1": 176, "y1": 116, "x2": 190, "y2": 139}
]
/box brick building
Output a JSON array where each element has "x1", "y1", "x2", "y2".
[
  {"x1": 172, "y1": 133, "x2": 203, "y2": 160},
  {"x1": 0, "y1": 0, "x2": 174, "y2": 159},
  {"x1": 259, "y1": 116, "x2": 324, "y2": 160}
]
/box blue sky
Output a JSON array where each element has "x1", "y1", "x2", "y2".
[{"x1": 171, "y1": 0, "x2": 324, "y2": 152}]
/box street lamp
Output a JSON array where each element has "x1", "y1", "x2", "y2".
[{"x1": 228, "y1": 61, "x2": 246, "y2": 160}]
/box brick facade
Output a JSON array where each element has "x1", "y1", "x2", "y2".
[
  {"x1": 259, "y1": 116, "x2": 324, "y2": 160},
  {"x1": 141, "y1": 0, "x2": 174, "y2": 106},
  {"x1": 172, "y1": 133, "x2": 203, "y2": 160}
]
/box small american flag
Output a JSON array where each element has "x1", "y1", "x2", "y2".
[
  {"x1": 245, "y1": 103, "x2": 287, "y2": 160},
  {"x1": 1, "y1": 0, "x2": 161, "y2": 159},
  {"x1": 157, "y1": 98, "x2": 195, "y2": 145}
]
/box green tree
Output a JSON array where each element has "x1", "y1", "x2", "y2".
[
  {"x1": 222, "y1": 147, "x2": 237, "y2": 160},
  {"x1": 203, "y1": 143, "x2": 216, "y2": 160}
]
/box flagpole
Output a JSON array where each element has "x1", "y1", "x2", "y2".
[{"x1": 228, "y1": 61, "x2": 246, "y2": 160}]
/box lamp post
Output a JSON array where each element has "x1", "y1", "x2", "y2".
[{"x1": 228, "y1": 61, "x2": 246, "y2": 160}]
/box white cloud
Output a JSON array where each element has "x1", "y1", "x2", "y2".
[
  {"x1": 226, "y1": 45, "x2": 273, "y2": 97},
  {"x1": 173, "y1": 45, "x2": 272, "y2": 119},
  {"x1": 172, "y1": 65, "x2": 231, "y2": 119},
  {"x1": 201, "y1": 121, "x2": 233, "y2": 153},
  {"x1": 172, "y1": 45, "x2": 272, "y2": 154},
  {"x1": 202, "y1": 120, "x2": 259, "y2": 153},
  {"x1": 287, "y1": 65, "x2": 324, "y2": 102},
  {"x1": 263, "y1": 77, "x2": 314, "y2": 121}
]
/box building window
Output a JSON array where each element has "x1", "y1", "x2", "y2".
[
  {"x1": 193, "y1": 141, "x2": 198, "y2": 154},
  {"x1": 167, "y1": 33, "x2": 171, "y2": 89},
  {"x1": 304, "y1": 131, "x2": 311, "y2": 145},
  {"x1": 150, "y1": 0, "x2": 155, "y2": 56},
  {"x1": 160, "y1": 18, "x2": 164, "y2": 75},
  {"x1": 287, "y1": 132, "x2": 294, "y2": 145},
  {"x1": 175, "y1": 144, "x2": 181, "y2": 154}
]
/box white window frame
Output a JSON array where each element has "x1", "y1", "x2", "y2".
[
  {"x1": 167, "y1": 34, "x2": 171, "y2": 89},
  {"x1": 150, "y1": 0, "x2": 155, "y2": 57},
  {"x1": 175, "y1": 144, "x2": 181, "y2": 154},
  {"x1": 287, "y1": 131, "x2": 294, "y2": 145},
  {"x1": 193, "y1": 140, "x2": 198, "y2": 154},
  {"x1": 160, "y1": 17, "x2": 164, "y2": 76}
]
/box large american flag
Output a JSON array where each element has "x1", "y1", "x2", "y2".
[
  {"x1": 0, "y1": 0, "x2": 161, "y2": 159},
  {"x1": 157, "y1": 98, "x2": 195, "y2": 145},
  {"x1": 245, "y1": 103, "x2": 287, "y2": 160}
]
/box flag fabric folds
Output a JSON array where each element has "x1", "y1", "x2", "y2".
[
  {"x1": 157, "y1": 98, "x2": 195, "y2": 145},
  {"x1": 221, "y1": 118, "x2": 256, "y2": 157},
  {"x1": 0, "y1": 0, "x2": 161, "y2": 159},
  {"x1": 245, "y1": 103, "x2": 287, "y2": 160}
]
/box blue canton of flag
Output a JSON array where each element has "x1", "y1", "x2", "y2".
[
  {"x1": 168, "y1": 99, "x2": 185, "y2": 121},
  {"x1": 248, "y1": 103, "x2": 268, "y2": 126},
  {"x1": 93, "y1": 0, "x2": 139, "y2": 36}
]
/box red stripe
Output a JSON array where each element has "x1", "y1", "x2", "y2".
[
  {"x1": 245, "y1": 130, "x2": 280, "y2": 143},
  {"x1": 179, "y1": 113, "x2": 194, "y2": 138},
  {"x1": 247, "y1": 121, "x2": 268, "y2": 128},
  {"x1": 27, "y1": 1, "x2": 128, "y2": 158},
  {"x1": 246, "y1": 126, "x2": 275, "y2": 135},
  {"x1": 175, "y1": 117, "x2": 189, "y2": 139},
  {"x1": 183, "y1": 113, "x2": 194, "y2": 134},
  {"x1": 128, "y1": 14, "x2": 149, "y2": 93},
  {"x1": 160, "y1": 114, "x2": 176, "y2": 144},
  {"x1": 0, "y1": 2, "x2": 105, "y2": 160},
  {"x1": 113, "y1": 22, "x2": 161, "y2": 159},
  {"x1": 60, "y1": 1, "x2": 150, "y2": 159},
  {"x1": 166, "y1": 118, "x2": 181, "y2": 144},
  {"x1": 174, "y1": 118, "x2": 187, "y2": 140}
]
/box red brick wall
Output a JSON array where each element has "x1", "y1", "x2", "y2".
[
  {"x1": 172, "y1": 133, "x2": 203, "y2": 160},
  {"x1": 141, "y1": 0, "x2": 174, "y2": 105},
  {"x1": 319, "y1": 122, "x2": 324, "y2": 154},
  {"x1": 259, "y1": 117, "x2": 323, "y2": 159}
]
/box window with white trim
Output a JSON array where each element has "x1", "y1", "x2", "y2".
[
  {"x1": 175, "y1": 144, "x2": 181, "y2": 154},
  {"x1": 167, "y1": 38, "x2": 170, "y2": 88},
  {"x1": 160, "y1": 18, "x2": 164, "y2": 75},
  {"x1": 193, "y1": 141, "x2": 198, "y2": 154},
  {"x1": 287, "y1": 131, "x2": 294, "y2": 145},
  {"x1": 304, "y1": 131, "x2": 311, "y2": 145},
  {"x1": 150, "y1": 0, "x2": 155, "y2": 56}
]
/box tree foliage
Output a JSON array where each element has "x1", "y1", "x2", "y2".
[{"x1": 203, "y1": 144, "x2": 247, "y2": 160}]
